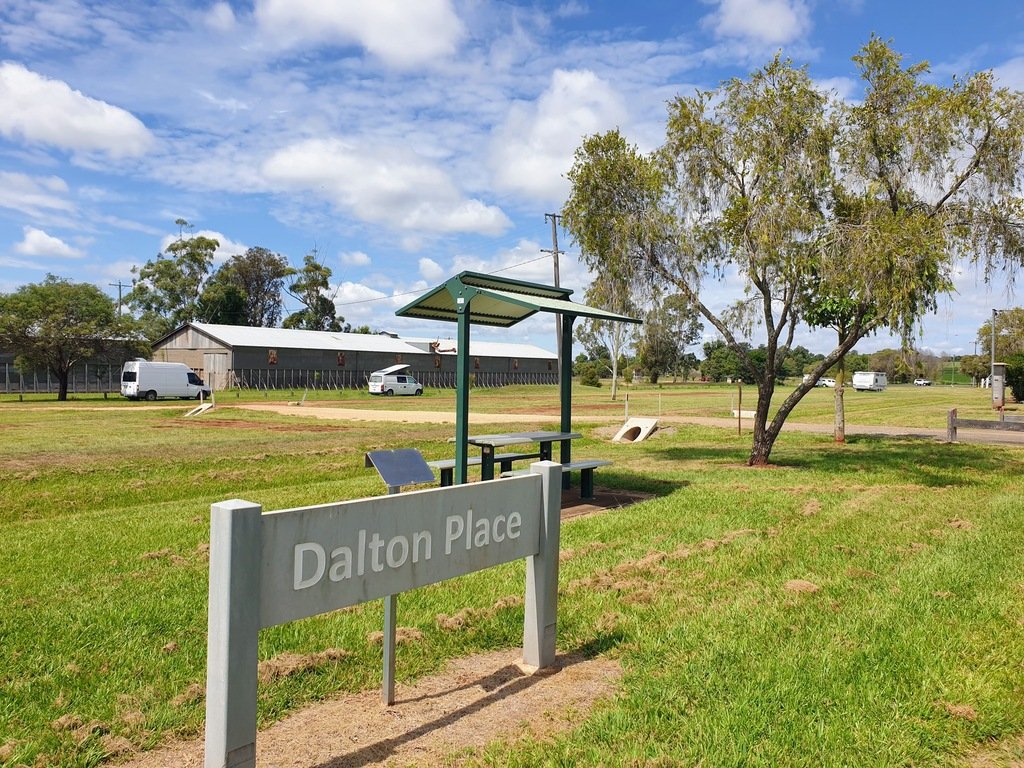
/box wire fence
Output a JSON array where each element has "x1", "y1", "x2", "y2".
[
  {"x1": 228, "y1": 369, "x2": 559, "y2": 390},
  {"x1": 0, "y1": 364, "x2": 560, "y2": 395},
  {"x1": 2, "y1": 364, "x2": 121, "y2": 394}
]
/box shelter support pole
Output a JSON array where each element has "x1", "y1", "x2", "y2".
[
  {"x1": 454, "y1": 293, "x2": 472, "y2": 485},
  {"x1": 559, "y1": 315, "x2": 575, "y2": 489}
]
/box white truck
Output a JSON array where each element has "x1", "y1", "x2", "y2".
[
  {"x1": 121, "y1": 360, "x2": 211, "y2": 401},
  {"x1": 368, "y1": 364, "x2": 423, "y2": 396},
  {"x1": 852, "y1": 371, "x2": 887, "y2": 392}
]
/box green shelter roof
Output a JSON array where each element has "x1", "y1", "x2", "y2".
[{"x1": 395, "y1": 271, "x2": 641, "y2": 328}]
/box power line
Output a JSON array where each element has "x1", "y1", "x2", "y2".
[{"x1": 331, "y1": 254, "x2": 551, "y2": 308}]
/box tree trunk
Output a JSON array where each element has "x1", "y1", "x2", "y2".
[
  {"x1": 834, "y1": 361, "x2": 846, "y2": 444},
  {"x1": 610, "y1": 356, "x2": 619, "y2": 401},
  {"x1": 57, "y1": 372, "x2": 69, "y2": 401},
  {"x1": 748, "y1": 379, "x2": 777, "y2": 466}
]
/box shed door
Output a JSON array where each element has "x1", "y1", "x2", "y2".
[{"x1": 203, "y1": 353, "x2": 229, "y2": 391}]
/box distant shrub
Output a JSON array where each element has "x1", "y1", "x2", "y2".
[
  {"x1": 1005, "y1": 353, "x2": 1024, "y2": 402},
  {"x1": 579, "y1": 362, "x2": 602, "y2": 388}
]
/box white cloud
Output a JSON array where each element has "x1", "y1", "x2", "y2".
[
  {"x1": 702, "y1": 0, "x2": 811, "y2": 46},
  {"x1": 0, "y1": 172, "x2": 75, "y2": 218},
  {"x1": 556, "y1": 2, "x2": 589, "y2": 18},
  {"x1": 261, "y1": 137, "x2": 511, "y2": 236},
  {"x1": 335, "y1": 281, "x2": 389, "y2": 305},
  {"x1": 418, "y1": 257, "x2": 445, "y2": 282},
  {"x1": 0, "y1": 62, "x2": 154, "y2": 158},
  {"x1": 157, "y1": 230, "x2": 247, "y2": 266},
  {"x1": 254, "y1": 0, "x2": 464, "y2": 68},
  {"x1": 449, "y1": 238, "x2": 579, "y2": 287},
  {"x1": 205, "y1": 2, "x2": 237, "y2": 32},
  {"x1": 14, "y1": 226, "x2": 84, "y2": 259},
  {"x1": 490, "y1": 69, "x2": 625, "y2": 203},
  {"x1": 340, "y1": 250, "x2": 371, "y2": 267},
  {"x1": 994, "y1": 57, "x2": 1024, "y2": 90},
  {"x1": 332, "y1": 280, "x2": 395, "y2": 328},
  {"x1": 816, "y1": 76, "x2": 859, "y2": 102}
]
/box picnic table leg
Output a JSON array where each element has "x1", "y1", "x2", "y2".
[
  {"x1": 538, "y1": 441, "x2": 552, "y2": 461},
  {"x1": 580, "y1": 468, "x2": 594, "y2": 499},
  {"x1": 481, "y1": 445, "x2": 495, "y2": 481},
  {"x1": 559, "y1": 438, "x2": 571, "y2": 490}
]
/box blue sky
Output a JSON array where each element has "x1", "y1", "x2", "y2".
[{"x1": 1, "y1": 0, "x2": 1023, "y2": 356}]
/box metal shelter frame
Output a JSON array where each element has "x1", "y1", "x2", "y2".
[{"x1": 396, "y1": 271, "x2": 641, "y2": 485}]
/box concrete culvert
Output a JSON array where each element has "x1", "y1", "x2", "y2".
[{"x1": 613, "y1": 418, "x2": 658, "y2": 443}]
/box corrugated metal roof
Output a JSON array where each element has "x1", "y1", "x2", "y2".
[
  {"x1": 182, "y1": 323, "x2": 556, "y2": 359},
  {"x1": 402, "y1": 336, "x2": 557, "y2": 360},
  {"x1": 191, "y1": 323, "x2": 422, "y2": 353}
]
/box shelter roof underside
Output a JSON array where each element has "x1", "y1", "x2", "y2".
[{"x1": 395, "y1": 272, "x2": 640, "y2": 328}]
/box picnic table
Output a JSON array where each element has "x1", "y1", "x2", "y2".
[{"x1": 463, "y1": 430, "x2": 582, "y2": 481}]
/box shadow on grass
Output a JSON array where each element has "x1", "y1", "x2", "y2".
[
  {"x1": 315, "y1": 634, "x2": 624, "y2": 768},
  {"x1": 596, "y1": 473, "x2": 689, "y2": 497},
  {"x1": 648, "y1": 434, "x2": 1014, "y2": 488}
]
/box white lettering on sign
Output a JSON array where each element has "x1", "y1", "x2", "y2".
[
  {"x1": 259, "y1": 475, "x2": 542, "y2": 629},
  {"x1": 292, "y1": 511, "x2": 522, "y2": 591},
  {"x1": 445, "y1": 509, "x2": 522, "y2": 554},
  {"x1": 294, "y1": 528, "x2": 433, "y2": 590}
]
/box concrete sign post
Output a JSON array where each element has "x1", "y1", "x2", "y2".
[{"x1": 204, "y1": 461, "x2": 562, "y2": 768}]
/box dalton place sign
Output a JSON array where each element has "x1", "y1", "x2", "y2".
[{"x1": 204, "y1": 462, "x2": 563, "y2": 768}]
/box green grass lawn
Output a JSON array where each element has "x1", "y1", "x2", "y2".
[
  {"x1": 1, "y1": 396, "x2": 1022, "y2": 766},
  {"x1": 2, "y1": 376, "x2": 1008, "y2": 428}
]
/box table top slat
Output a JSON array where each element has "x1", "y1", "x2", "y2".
[{"x1": 463, "y1": 431, "x2": 582, "y2": 448}]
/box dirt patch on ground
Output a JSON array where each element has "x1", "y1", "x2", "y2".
[
  {"x1": 154, "y1": 417, "x2": 353, "y2": 432},
  {"x1": 963, "y1": 734, "x2": 1024, "y2": 767},
  {"x1": 124, "y1": 649, "x2": 621, "y2": 768},
  {"x1": 231, "y1": 404, "x2": 565, "y2": 425}
]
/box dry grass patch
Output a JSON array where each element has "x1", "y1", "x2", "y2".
[
  {"x1": 258, "y1": 648, "x2": 353, "y2": 684},
  {"x1": 436, "y1": 595, "x2": 525, "y2": 632},
  {"x1": 123, "y1": 649, "x2": 621, "y2": 768},
  {"x1": 784, "y1": 579, "x2": 821, "y2": 594}
]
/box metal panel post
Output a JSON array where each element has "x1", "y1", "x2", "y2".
[
  {"x1": 205, "y1": 500, "x2": 262, "y2": 768},
  {"x1": 382, "y1": 483, "x2": 400, "y2": 705},
  {"x1": 382, "y1": 594, "x2": 397, "y2": 704},
  {"x1": 523, "y1": 461, "x2": 562, "y2": 669}
]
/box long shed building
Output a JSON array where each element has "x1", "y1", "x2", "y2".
[{"x1": 152, "y1": 322, "x2": 558, "y2": 391}]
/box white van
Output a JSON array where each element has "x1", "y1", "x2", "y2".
[
  {"x1": 368, "y1": 364, "x2": 423, "y2": 396},
  {"x1": 852, "y1": 371, "x2": 887, "y2": 392},
  {"x1": 121, "y1": 360, "x2": 211, "y2": 401}
]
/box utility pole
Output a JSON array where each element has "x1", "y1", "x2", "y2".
[
  {"x1": 109, "y1": 280, "x2": 128, "y2": 317},
  {"x1": 541, "y1": 213, "x2": 562, "y2": 380},
  {"x1": 991, "y1": 308, "x2": 998, "y2": 382}
]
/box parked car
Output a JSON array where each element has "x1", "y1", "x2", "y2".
[
  {"x1": 368, "y1": 364, "x2": 424, "y2": 396},
  {"x1": 121, "y1": 360, "x2": 211, "y2": 400},
  {"x1": 914, "y1": 378, "x2": 932, "y2": 386},
  {"x1": 822, "y1": 378, "x2": 836, "y2": 388}
]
